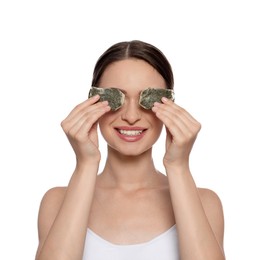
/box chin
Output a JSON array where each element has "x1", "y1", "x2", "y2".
[{"x1": 108, "y1": 144, "x2": 152, "y2": 157}]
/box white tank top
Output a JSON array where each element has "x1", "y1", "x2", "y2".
[{"x1": 82, "y1": 225, "x2": 180, "y2": 260}]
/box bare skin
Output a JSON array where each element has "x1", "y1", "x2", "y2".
[{"x1": 36, "y1": 59, "x2": 225, "y2": 260}]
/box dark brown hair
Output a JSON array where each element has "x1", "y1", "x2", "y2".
[{"x1": 91, "y1": 40, "x2": 174, "y2": 89}]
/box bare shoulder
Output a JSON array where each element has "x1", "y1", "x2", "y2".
[
  {"x1": 37, "y1": 186, "x2": 67, "y2": 227},
  {"x1": 36, "y1": 187, "x2": 67, "y2": 253},
  {"x1": 198, "y1": 188, "x2": 225, "y2": 246},
  {"x1": 198, "y1": 187, "x2": 223, "y2": 209},
  {"x1": 40, "y1": 186, "x2": 67, "y2": 204}
]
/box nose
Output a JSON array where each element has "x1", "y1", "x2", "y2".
[{"x1": 121, "y1": 98, "x2": 142, "y2": 124}]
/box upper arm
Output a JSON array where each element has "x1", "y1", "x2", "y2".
[
  {"x1": 198, "y1": 188, "x2": 225, "y2": 248},
  {"x1": 35, "y1": 187, "x2": 66, "y2": 258}
]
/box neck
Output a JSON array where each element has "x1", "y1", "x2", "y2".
[{"x1": 99, "y1": 146, "x2": 160, "y2": 190}]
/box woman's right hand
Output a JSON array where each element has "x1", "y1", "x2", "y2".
[{"x1": 61, "y1": 95, "x2": 111, "y2": 166}]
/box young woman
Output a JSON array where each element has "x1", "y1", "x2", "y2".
[{"x1": 35, "y1": 40, "x2": 225, "y2": 260}]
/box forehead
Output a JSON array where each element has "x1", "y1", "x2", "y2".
[{"x1": 99, "y1": 59, "x2": 166, "y2": 92}]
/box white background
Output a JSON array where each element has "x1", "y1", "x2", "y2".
[{"x1": 0, "y1": 0, "x2": 260, "y2": 259}]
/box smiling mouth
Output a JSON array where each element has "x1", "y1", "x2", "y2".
[
  {"x1": 118, "y1": 129, "x2": 144, "y2": 136},
  {"x1": 115, "y1": 127, "x2": 147, "y2": 136}
]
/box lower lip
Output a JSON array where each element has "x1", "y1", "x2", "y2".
[{"x1": 115, "y1": 130, "x2": 146, "y2": 142}]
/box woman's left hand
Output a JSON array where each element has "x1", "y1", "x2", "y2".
[{"x1": 152, "y1": 97, "x2": 201, "y2": 168}]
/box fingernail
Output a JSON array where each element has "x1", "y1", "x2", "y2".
[
  {"x1": 152, "y1": 106, "x2": 158, "y2": 111},
  {"x1": 153, "y1": 102, "x2": 160, "y2": 106},
  {"x1": 92, "y1": 94, "x2": 100, "y2": 99},
  {"x1": 104, "y1": 105, "x2": 111, "y2": 111},
  {"x1": 162, "y1": 97, "x2": 168, "y2": 102}
]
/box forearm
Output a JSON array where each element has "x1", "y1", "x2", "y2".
[
  {"x1": 37, "y1": 163, "x2": 98, "y2": 260},
  {"x1": 166, "y1": 165, "x2": 225, "y2": 260}
]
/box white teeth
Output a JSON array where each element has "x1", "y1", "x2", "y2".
[{"x1": 118, "y1": 130, "x2": 143, "y2": 136}]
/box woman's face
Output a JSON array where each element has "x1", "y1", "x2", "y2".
[{"x1": 98, "y1": 59, "x2": 166, "y2": 156}]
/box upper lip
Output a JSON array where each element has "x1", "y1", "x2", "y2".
[{"x1": 114, "y1": 126, "x2": 147, "y2": 131}]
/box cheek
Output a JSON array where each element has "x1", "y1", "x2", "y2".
[
  {"x1": 98, "y1": 118, "x2": 108, "y2": 135},
  {"x1": 152, "y1": 113, "x2": 163, "y2": 128},
  {"x1": 98, "y1": 113, "x2": 115, "y2": 138},
  {"x1": 154, "y1": 121, "x2": 164, "y2": 138},
  {"x1": 149, "y1": 114, "x2": 164, "y2": 138},
  {"x1": 98, "y1": 117, "x2": 107, "y2": 129}
]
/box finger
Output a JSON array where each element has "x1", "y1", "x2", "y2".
[
  {"x1": 152, "y1": 103, "x2": 192, "y2": 134},
  {"x1": 153, "y1": 101, "x2": 201, "y2": 134},
  {"x1": 72, "y1": 118, "x2": 99, "y2": 143},
  {"x1": 152, "y1": 104, "x2": 199, "y2": 146},
  {"x1": 165, "y1": 126, "x2": 173, "y2": 147},
  {"x1": 64, "y1": 95, "x2": 101, "y2": 121},
  {"x1": 62, "y1": 100, "x2": 109, "y2": 131},
  {"x1": 161, "y1": 98, "x2": 200, "y2": 126},
  {"x1": 67, "y1": 105, "x2": 110, "y2": 138},
  {"x1": 154, "y1": 109, "x2": 189, "y2": 143},
  {"x1": 68, "y1": 101, "x2": 109, "y2": 127}
]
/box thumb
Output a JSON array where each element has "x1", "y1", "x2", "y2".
[
  {"x1": 89, "y1": 122, "x2": 99, "y2": 144},
  {"x1": 165, "y1": 126, "x2": 172, "y2": 150}
]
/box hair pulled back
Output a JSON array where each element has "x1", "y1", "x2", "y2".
[{"x1": 91, "y1": 40, "x2": 174, "y2": 90}]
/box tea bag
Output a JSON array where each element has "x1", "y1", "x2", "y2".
[
  {"x1": 88, "y1": 87, "x2": 125, "y2": 111},
  {"x1": 139, "y1": 88, "x2": 175, "y2": 109}
]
